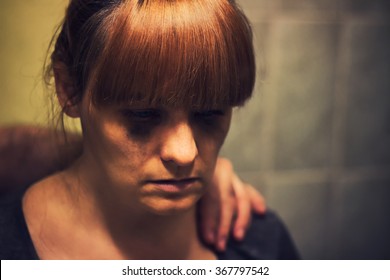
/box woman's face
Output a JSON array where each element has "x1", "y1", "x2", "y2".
[{"x1": 78, "y1": 96, "x2": 232, "y2": 215}]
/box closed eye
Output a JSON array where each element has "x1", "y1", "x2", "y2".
[
  {"x1": 193, "y1": 110, "x2": 226, "y2": 118},
  {"x1": 121, "y1": 109, "x2": 161, "y2": 121},
  {"x1": 192, "y1": 110, "x2": 227, "y2": 128},
  {"x1": 121, "y1": 109, "x2": 163, "y2": 139}
]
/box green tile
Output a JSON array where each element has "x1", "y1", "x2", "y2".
[
  {"x1": 272, "y1": 23, "x2": 338, "y2": 170},
  {"x1": 344, "y1": 24, "x2": 390, "y2": 167}
]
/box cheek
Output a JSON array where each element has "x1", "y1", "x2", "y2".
[
  {"x1": 196, "y1": 116, "x2": 231, "y2": 153},
  {"x1": 194, "y1": 125, "x2": 230, "y2": 181},
  {"x1": 95, "y1": 121, "x2": 151, "y2": 177}
]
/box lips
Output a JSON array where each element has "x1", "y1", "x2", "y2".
[{"x1": 147, "y1": 178, "x2": 200, "y2": 193}]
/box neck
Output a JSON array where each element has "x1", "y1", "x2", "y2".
[
  {"x1": 114, "y1": 209, "x2": 206, "y2": 259},
  {"x1": 58, "y1": 161, "x2": 214, "y2": 260}
]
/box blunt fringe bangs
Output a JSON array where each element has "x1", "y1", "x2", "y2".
[{"x1": 89, "y1": 0, "x2": 256, "y2": 109}]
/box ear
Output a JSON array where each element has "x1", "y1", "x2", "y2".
[{"x1": 53, "y1": 62, "x2": 80, "y2": 118}]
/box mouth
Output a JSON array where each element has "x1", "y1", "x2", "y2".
[{"x1": 146, "y1": 178, "x2": 201, "y2": 193}]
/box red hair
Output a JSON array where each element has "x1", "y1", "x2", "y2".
[{"x1": 48, "y1": 0, "x2": 255, "y2": 110}]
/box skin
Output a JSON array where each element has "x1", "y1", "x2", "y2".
[
  {"x1": 0, "y1": 126, "x2": 266, "y2": 252},
  {"x1": 73, "y1": 99, "x2": 232, "y2": 215},
  {"x1": 23, "y1": 95, "x2": 234, "y2": 259},
  {"x1": 201, "y1": 158, "x2": 266, "y2": 250}
]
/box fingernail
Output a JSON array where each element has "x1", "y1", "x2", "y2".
[
  {"x1": 235, "y1": 228, "x2": 244, "y2": 240},
  {"x1": 218, "y1": 237, "x2": 226, "y2": 251},
  {"x1": 256, "y1": 207, "x2": 266, "y2": 215}
]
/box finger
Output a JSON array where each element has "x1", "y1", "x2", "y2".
[
  {"x1": 247, "y1": 184, "x2": 267, "y2": 214},
  {"x1": 211, "y1": 158, "x2": 235, "y2": 251},
  {"x1": 231, "y1": 174, "x2": 251, "y2": 241},
  {"x1": 198, "y1": 193, "x2": 219, "y2": 244},
  {"x1": 216, "y1": 192, "x2": 235, "y2": 251},
  {"x1": 199, "y1": 157, "x2": 232, "y2": 246}
]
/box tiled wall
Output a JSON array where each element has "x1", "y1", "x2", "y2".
[{"x1": 221, "y1": 0, "x2": 390, "y2": 259}]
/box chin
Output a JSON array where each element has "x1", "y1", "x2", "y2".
[{"x1": 141, "y1": 195, "x2": 200, "y2": 216}]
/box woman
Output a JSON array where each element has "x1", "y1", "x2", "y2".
[
  {"x1": 0, "y1": 125, "x2": 266, "y2": 252},
  {"x1": 0, "y1": 0, "x2": 298, "y2": 259}
]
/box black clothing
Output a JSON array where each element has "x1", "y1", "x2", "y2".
[
  {"x1": 0, "y1": 193, "x2": 39, "y2": 259},
  {"x1": 0, "y1": 192, "x2": 299, "y2": 260},
  {"x1": 216, "y1": 212, "x2": 300, "y2": 259}
]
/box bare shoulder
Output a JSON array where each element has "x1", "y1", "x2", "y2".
[
  {"x1": 22, "y1": 172, "x2": 74, "y2": 259},
  {"x1": 23, "y1": 172, "x2": 68, "y2": 215}
]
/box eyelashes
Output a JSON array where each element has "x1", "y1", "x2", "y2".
[
  {"x1": 122, "y1": 109, "x2": 226, "y2": 122},
  {"x1": 121, "y1": 109, "x2": 162, "y2": 122},
  {"x1": 121, "y1": 109, "x2": 162, "y2": 138},
  {"x1": 193, "y1": 109, "x2": 226, "y2": 119},
  {"x1": 193, "y1": 110, "x2": 225, "y2": 117},
  {"x1": 121, "y1": 108, "x2": 227, "y2": 138}
]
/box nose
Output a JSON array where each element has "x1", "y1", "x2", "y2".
[{"x1": 160, "y1": 121, "x2": 198, "y2": 167}]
